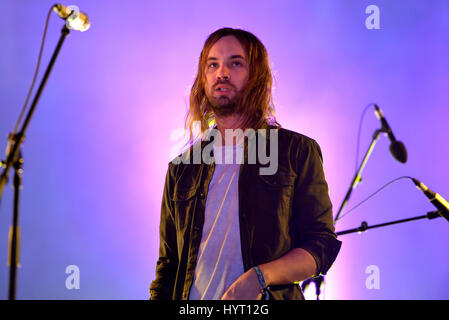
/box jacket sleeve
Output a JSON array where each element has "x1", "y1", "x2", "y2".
[
  {"x1": 292, "y1": 138, "x2": 342, "y2": 276},
  {"x1": 149, "y1": 164, "x2": 178, "y2": 299}
]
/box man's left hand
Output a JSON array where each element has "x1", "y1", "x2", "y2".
[{"x1": 221, "y1": 268, "x2": 263, "y2": 300}]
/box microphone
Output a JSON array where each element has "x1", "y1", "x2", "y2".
[
  {"x1": 53, "y1": 4, "x2": 90, "y2": 32},
  {"x1": 412, "y1": 178, "x2": 449, "y2": 222},
  {"x1": 374, "y1": 104, "x2": 407, "y2": 163}
]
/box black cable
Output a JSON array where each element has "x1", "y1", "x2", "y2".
[
  {"x1": 337, "y1": 176, "x2": 414, "y2": 221},
  {"x1": 354, "y1": 103, "x2": 376, "y2": 173},
  {"x1": 11, "y1": 6, "x2": 54, "y2": 135}
]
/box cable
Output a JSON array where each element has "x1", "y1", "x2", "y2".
[
  {"x1": 11, "y1": 6, "x2": 54, "y2": 135},
  {"x1": 354, "y1": 103, "x2": 376, "y2": 173},
  {"x1": 337, "y1": 176, "x2": 414, "y2": 221}
]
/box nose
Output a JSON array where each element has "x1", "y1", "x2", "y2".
[{"x1": 217, "y1": 65, "x2": 230, "y2": 81}]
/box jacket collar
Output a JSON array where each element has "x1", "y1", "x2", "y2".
[{"x1": 200, "y1": 121, "x2": 277, "y2": 144}]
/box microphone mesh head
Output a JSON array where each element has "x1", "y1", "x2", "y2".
[{"x1": 389, "y1": 141, "x2": 407, "y2": 163}]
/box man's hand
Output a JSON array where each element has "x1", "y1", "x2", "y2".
[
  {"x1": 221, "y1": 248, "x2": 316, "y2": 300},
  {"x1": 221, "y1": 268, "x2": 263, "y2": 300}
]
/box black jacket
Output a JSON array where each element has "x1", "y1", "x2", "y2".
[{"x1": 150, "y1": 124, "x2": 342, "y2": 300}]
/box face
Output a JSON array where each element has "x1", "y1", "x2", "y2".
[{"x1": 203, "y1": 35, "x2": 249, "y2": 117}]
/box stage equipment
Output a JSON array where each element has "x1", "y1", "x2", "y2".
[{"x1": 0, "y1": 4, "x2": 90, "y2": 300}]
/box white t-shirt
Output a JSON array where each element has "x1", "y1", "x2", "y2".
[{"x1": 189, "y1": 144, "x2": 245, "y2": 300}]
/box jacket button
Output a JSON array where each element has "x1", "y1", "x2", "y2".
[{"x1": 199, "y1": 192, "x2": 205, "y2": 198}]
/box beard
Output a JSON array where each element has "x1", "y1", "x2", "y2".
[{"x1": 205, "y1": 85, "x2": 243, "y2": 117}]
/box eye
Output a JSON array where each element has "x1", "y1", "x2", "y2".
[
  {"x1": 208, "y1": 63, "x2": 218, "y2": 68},
  {"x1": 232, "y1": 61, "x2": 243, "y2": 67}
]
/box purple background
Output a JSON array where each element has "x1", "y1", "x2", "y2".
[{"x1": 0, "y1": 0, "x2": 448, "y2": 299}]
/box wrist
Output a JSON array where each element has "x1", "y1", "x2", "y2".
[{"x1": 253, "y1": 266, "x2": 270, "y2": 299}]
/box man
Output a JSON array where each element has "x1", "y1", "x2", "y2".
[{"x1": 150, "y1": 27, "x2": 341, "y2": 300}]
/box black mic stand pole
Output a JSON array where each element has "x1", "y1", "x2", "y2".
[
  {"x1": 0, "y1": 25, "x2": 70, "y2": 300},
  {"x1": 335, "y1": 210, "x2": 444, "y2": 236},
  {"x1": 334, "y1": 128, "x2": 384, "y2": 224}
]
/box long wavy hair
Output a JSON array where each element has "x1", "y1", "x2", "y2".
[{"x1": 185, "y1": 27, "x2": 279, "y2": 145}]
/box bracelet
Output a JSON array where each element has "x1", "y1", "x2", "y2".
[{"x1": 253, "y1": 266, "x2": 269, "y2": 300}]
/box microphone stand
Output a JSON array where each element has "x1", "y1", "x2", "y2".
[
  {"x1": 334, "y1": 128, "x2": 384, "y2": 224},
  {"x1": 335, "y1": 210, "x2": 444, "y2": 236},
  {"x1": 302, "y1": 128, "x2": 385, "y2": 300},
  {"x1": 0, "y1": 25, "x2": 70, "y2": 300},
  {"x1": 301, "y1": 211, "x2": 444, "y2": 299}
]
